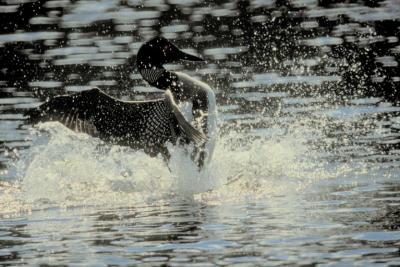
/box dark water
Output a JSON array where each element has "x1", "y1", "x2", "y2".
[{"x1": 1, "y1": 0, "x2": 400, "y2": 266}]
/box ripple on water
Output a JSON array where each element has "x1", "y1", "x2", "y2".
[{"x1": 353, "y1": 231, "x2": 400, "y2": 242}]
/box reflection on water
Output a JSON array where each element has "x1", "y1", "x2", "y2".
[{"x1": 1, "y1": 0, "x2": 400, "y2": 265}]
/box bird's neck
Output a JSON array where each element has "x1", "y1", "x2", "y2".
[
  {"x1": 139, "y1": 65, "x2": 179, "y2": 89},
  {"x1": 139, "y1": 62, "x2": 207, "y2": 105},
  {"x1": 139, "y1": 66, "x2": 189, "y2": 102}
]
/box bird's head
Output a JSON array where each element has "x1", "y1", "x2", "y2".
[
  {"x1": 137, "y1": 37, "x2": 204, "y2": 67},
  {"x1": 136, "y1": 37, "x2": 204, "y2": 88}
]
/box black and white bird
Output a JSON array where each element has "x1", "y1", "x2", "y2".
[{"x1": 25, "y1": 37, "x2": 217, "y2": 169}]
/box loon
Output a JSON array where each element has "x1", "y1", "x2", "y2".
[{"x1": 25, "y1": 37, "x2": 217, "y2": 168}]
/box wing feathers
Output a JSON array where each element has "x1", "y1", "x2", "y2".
[
  {"x1": 164, "y1": 90, "x2": 207, "y2": 145},
  {"x1": 25, "y1": 88, "x2": 105, "y2": 136},
  {"x1": 25, "y1": 88, "x2": 207, "y2": 149}
]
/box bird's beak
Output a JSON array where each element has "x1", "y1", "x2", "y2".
[{"x1": 177, "y1": 50, "x2": 204, "y2": 61}]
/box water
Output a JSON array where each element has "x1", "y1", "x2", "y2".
[{"x1": 1, "y1": 0, "x2": 400, "y2": 265}]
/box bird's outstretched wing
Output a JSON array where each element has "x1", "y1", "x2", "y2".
[
  {"x1": 164, "y1": 90, "x2": 206, "y2": 145},
  {"x1": 25, "y1": 87, "x2": 207, "y2": 149},
  {"x1": 25, "y1": 88, "x2": 122, "y2": 136}
]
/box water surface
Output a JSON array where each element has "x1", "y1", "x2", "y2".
[{"x1": 1, "y1": 0, "x2": 400, "y2": 265}]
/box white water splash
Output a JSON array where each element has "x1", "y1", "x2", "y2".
[{"x1": 1, "y1": 120, "x2": 342, "y2": 213}]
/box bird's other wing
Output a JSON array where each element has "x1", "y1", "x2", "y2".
[
  {"x1": 164, "y1": 90, "x2": 206, "y2": 145},
  {"x1": 24, "y1": 87, "x2": 116, "y2": 136}
]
